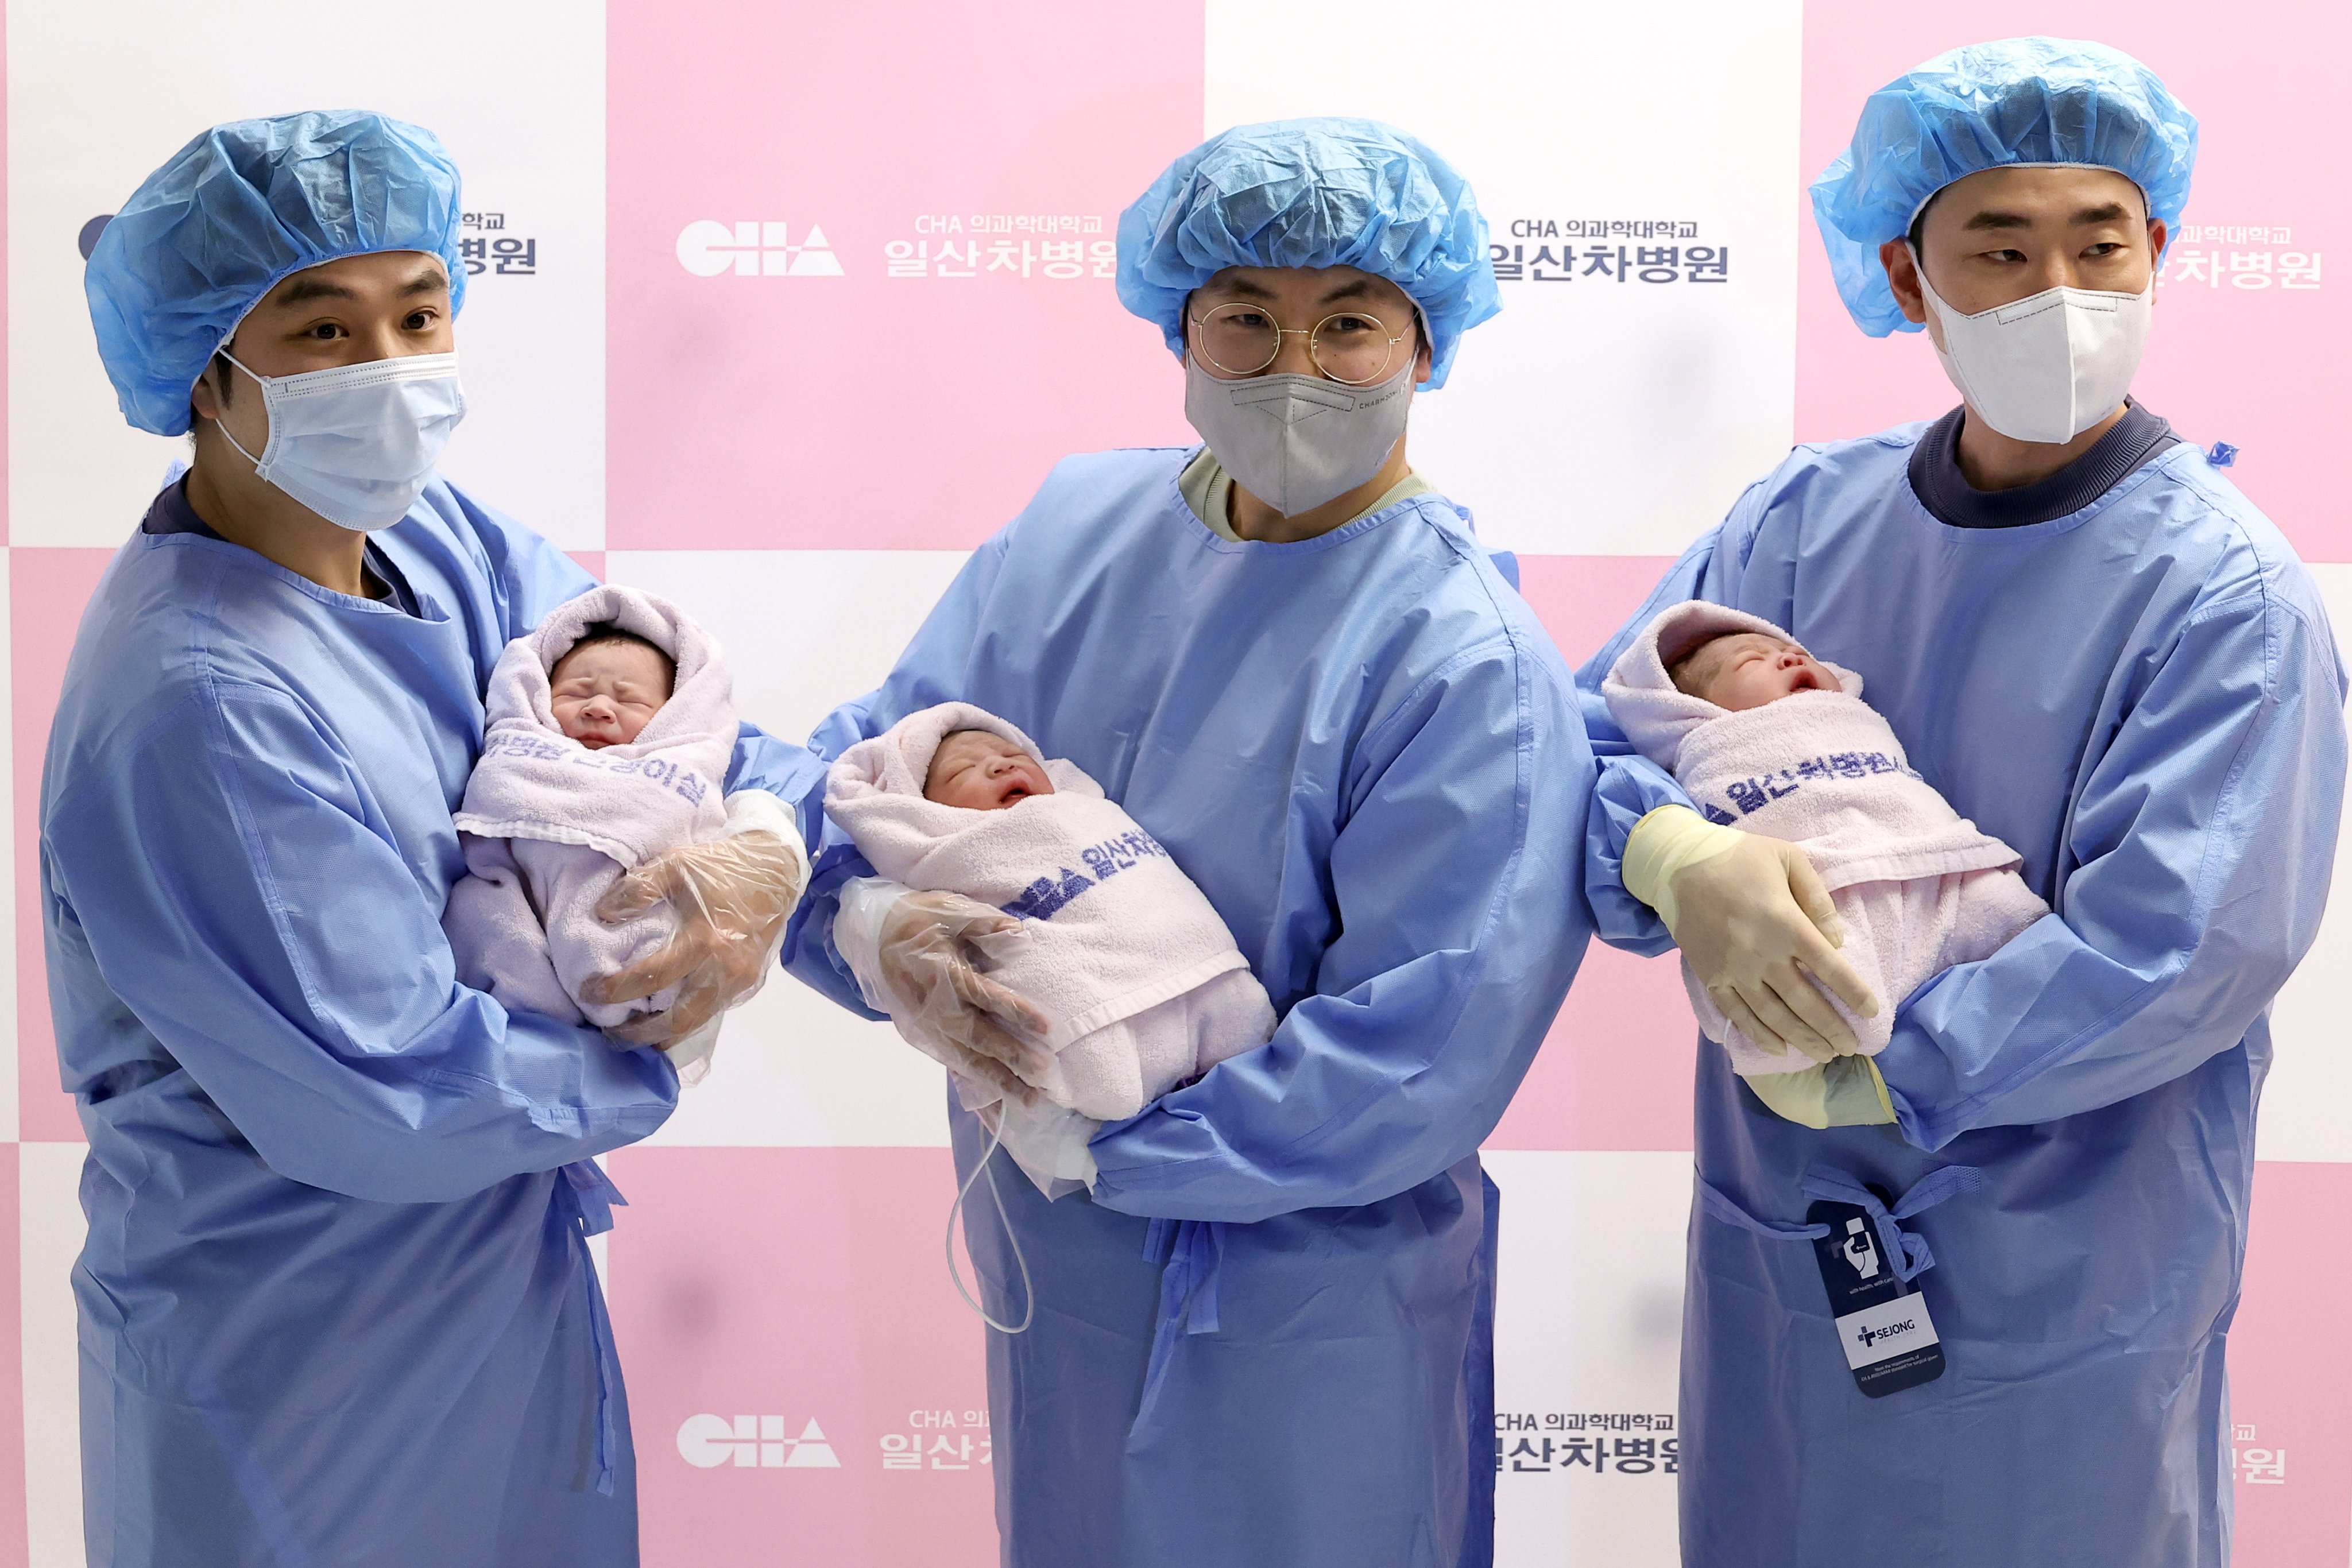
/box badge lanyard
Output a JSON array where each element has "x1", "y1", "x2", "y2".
[
  {"x1": 1700, "y1": 1163, "x2": 1983, "y2": 1399},
  {"x1": 1806, "y1": 1195, "x2": 1945, "y2": 1397}
]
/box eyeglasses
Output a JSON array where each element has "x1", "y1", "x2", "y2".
[{"x1": 1186, "y1": 301, "x2": 1414, "y2": 386}]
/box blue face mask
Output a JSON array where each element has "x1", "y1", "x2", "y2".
[{"x1": 214, "y1": 349, "x2": 467, "y2": 531}]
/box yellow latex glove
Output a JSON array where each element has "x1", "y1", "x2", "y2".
[
  {"x1": 1623, "y1": 806, "x2": 1882, "y2": 1062},
  {"x1": 1743, "y1": 1058, "x2": 1898, "y2": 1128}
]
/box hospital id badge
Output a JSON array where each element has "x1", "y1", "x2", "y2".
[{"x1": 1807, "y1": 1198, "x2": 1945, "y2": 1398}]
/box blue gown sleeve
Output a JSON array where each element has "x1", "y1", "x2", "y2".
[
  {"x1": 780, "y1": 535, "x2": 1015, "y2": 1018},
  {"x1": 1088, "y1": 630, "x2": 1593, "y2": 1224},
  {"x1": 1574, "y1": 531, "x2": 1727, "y2": 954},
  {"x1": 723, "y1": 721, "x2": 831, "y2": 846},
  {"x1": 446, "y1": 485, "x2": 600, "y2": 642},
  {"x1": 1879, "y1": 585, "x2": 2347, "y2": 1148},
  {"x1": 41, "y1": 682, "x2": 679, "y2": 1203}
]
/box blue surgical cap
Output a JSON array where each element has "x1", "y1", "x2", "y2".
[
  {"x1": 1116, "y1": 117, "x2": 1499, "y2": 390},
  {"x1": 1811, "y1": 38, "x2": 2197, "y2": 337},
  {"x1": 86, "y1": 110, "x2": 469, "y2": 435}
]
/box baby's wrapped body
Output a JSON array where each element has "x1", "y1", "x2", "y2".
[
  {"x1": 443, "y1": 586, "x2": 744, "y2": 1076},
  {"x1": 1606, "y1": 602, "x2": 2049, "y2": 1122},
  {"x1": 826, "y1": 703, "x2": 1275, "y2": 1184}
]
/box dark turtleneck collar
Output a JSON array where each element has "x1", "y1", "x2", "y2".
[
  {"x1": 142, "y1": 475, "x2": 416, "y2": 611},
  {"x1": 1906, "y1": 401, "x2": 2181, "y2": 529}
]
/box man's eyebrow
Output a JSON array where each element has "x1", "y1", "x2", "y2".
[
  {"x1": 272, "y1": 274, "x2": 361, "y2": 306},
  {"x1": 2072, "y1": 201, "x2": 2132, "y2": 225},
  {"x1": 1208, "y1": 276, "x2": 1277, "y2": 300},
  {"x1": 400, "y1": 265, "x2": 449, "y2": 297},
  {"x1": 1959, "y1": 209, "x2": 2034, "y2": 232},
  {"x1": 1316, "y1": 277, "x2": 1381, "y2": 304}
]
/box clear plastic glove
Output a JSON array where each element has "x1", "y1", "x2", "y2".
[
  {"x1": 1622, "y1": 806, "x2": 1880, "y2": 1062},
  {"x1": 835, "y1": 878, "x2": 1050, "y2": 1105},
  {"x1": 582, "y1": 792, "x2": 810, "y2": 1051}
]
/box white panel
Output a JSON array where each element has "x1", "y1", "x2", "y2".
[
  {"x1": 2257, "y1": 561, "x2": 2352, "y2": 1162},
  {"x1": 7, "y1": 0, "x2": 606, "y2": 547},
  {"x1": 1204, "y1": 0, "x2": 1803, "y2": 556},
  {"x1": 608, "y1": 548, "x2": 972, "y2": 1145},
  {"x1": 22, "y1": 1143, "x2": 88, "y2": 1568},
  {"x1": 1484, "y1": 1150, "x2": 1687, "y2": 1567},
  {"x1": 602, "y1": 549, "x2": 972, "y2": 748},
  {"x1": 645, "y1": 978, "x2": 950, "y2": 1148}
]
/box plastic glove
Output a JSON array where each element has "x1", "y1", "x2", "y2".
[
  {"x1": 582, "y1": 791, "x2": 811, "y2": 1050},
  {"x1": 835, "y1": 877, "x2": 1050, "y2": 1105},
  {"x1": 1622, "y1": 806, "x2": 1879, "y2": 1062}
]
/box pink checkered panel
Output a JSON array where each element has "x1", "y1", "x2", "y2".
[
  {"x1": 0, "y1": 2, "x2": 2346, "y2": 1565},
  {"x1": 603, "y1": 1, "x2": 1205, "y2": 551}
]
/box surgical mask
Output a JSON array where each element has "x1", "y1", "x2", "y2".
[
  {"x1": 213, "y1": 350, "x2": 467, "y2": 530},
  {"x1": 1915, "y1": 256, "x2": 2150, "y2": 444},
  {"x1": 1183, "y1": 354, "x2": 1413, "y2": 518}
]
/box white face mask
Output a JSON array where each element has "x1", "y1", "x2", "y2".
[
  {"x1": 1915, "y1": 255, "x2": 2151, "y2": 445},
  {"x1": 213, "y1": 350, "x2": 467, "y2": 531},
  {"x1": 1183, "y1": 354, "x2": 1413, "y2": 518}
]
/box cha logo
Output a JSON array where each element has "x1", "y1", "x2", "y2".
[
  {"x1": 677, "y1": 1413, "x2": 842, "y2": 1468},
  {"x1": 676, "y1": 220, "x2": 846, "y2": 277}
]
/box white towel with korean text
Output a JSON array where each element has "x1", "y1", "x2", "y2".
[
  {"x1": 1604, "y1": 601, "x2": 2047, "y2": 1074},
  {"x1": 443, "y1": 585, "x2": 734, "y2": 1048},
  {"x1": 825, "y1": 701, "x2": 1272, "y2": 1121}
]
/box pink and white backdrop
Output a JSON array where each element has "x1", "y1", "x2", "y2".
[{"x1": 0, "y1": 1, "x2": 2344, "y2": 1562}]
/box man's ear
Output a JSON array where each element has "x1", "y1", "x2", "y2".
[
  {"x1": 1880, "y1": 238, "x2": 1928, "y2": 326},
  {"x1": 189, "y1": 362, "x2": 222, "y2": 424},
  {"x1": 1414, "y1": 336, "x2": 1434, "y2": 387}
]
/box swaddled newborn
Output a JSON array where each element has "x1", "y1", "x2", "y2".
[
  {"x1": 826, "y1": 703, "x2": 1275, "y2": 1191},
  {"x1": 1604, "y1": 601, "x2": 2049, "y2": 1126},
  {"x1": 443, "y1": 585, "x2": 760, "y2": 1079}
]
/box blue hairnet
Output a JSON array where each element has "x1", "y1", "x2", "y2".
[
  {"x1": 1116, "y1": 117, "x2": 1498, "y2": 390},
  {"x1": 87, "y1": 111, "x2": 468, "y2": 435},
  {"x1": 1811, "y1": 38, "x2": 2196, "y2": 337}
]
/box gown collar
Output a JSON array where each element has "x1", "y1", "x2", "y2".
[
  {"x1": 142, "y1": 475, "x2": 422, "y2": 615},
  {"x1": 1906, "y1": 400, "x2": 2181, "y2": 531}
]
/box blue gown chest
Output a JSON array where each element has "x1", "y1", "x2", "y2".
[
  {"x1": 1733, "y1": 444, "x2": 2244, "y2": 899},
  {"x1": 946, "y1": 462, "x2": 1494, "y2": 1009}
]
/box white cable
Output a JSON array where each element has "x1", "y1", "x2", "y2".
[{"x1": 945, "y1": 1118, "x2": 1034, "y2": 1334}]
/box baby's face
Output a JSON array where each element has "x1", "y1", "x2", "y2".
[
  {"x1": 550, "y1": 640, "x2": 672, "y2": 750},
  {"x1": 924, "y1": 730, "x2": 1054, "y2": 811},
  {"x1": 1687, "y1": 633, "x2": 1838, "y2": 713}
]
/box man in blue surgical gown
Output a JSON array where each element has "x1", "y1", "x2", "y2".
[
  {"x1": 47, "y1": 113, "x2": 820, "y2": 1567},
  {"x1": 784, "y1": 119, "x2": 1591, "y2": 1566},
  {"x1": 1578, "y1": 41, "x2": 2346, "y2": 1567}
]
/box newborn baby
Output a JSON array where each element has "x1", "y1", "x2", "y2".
[
  {"x1": 924, "y1": 727, "x2": 1053, "y2": 811},
  {"x1": 826, "y1": 703, "x2": 1276, "y2": 1194},
  {"x1": 442, "y1": 585, "x2": 800, "y2": 1081},
  {"x1": 551, "y1": 632, "x2": 675, "y2": 751},
  {"x1": 1670, "y1": 630, "x2": 1836, "y2": 712},
  {"x1": 1604, "y1": 601, "x2": 2049, "y2": 1126}
]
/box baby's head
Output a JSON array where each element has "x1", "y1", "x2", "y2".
[
  {"x1": 1669, "y1": 631, "x2": 1837, "y2": 713},
  {"x1": 924, "y1": 729, "x2": 1054, "y2": 811},
  {"x1": 550, "y1": 625, "x2": 675, "y2": 750}
]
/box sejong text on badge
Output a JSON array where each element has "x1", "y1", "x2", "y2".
[{"x1": 1808, "y1": 1197, "x2": 1945, "y2": 1397}]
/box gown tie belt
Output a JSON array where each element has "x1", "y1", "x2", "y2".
[
  {"x1": 1699, "y1": 1163, "x2": 1984, "y2": 1283},
  {"x1": 1130, "y1": 1218, "x2": 1224, "y2": 1446},
  {"x1": 556, "y1": 1159, "x2": 629, "y2": 1496}
]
